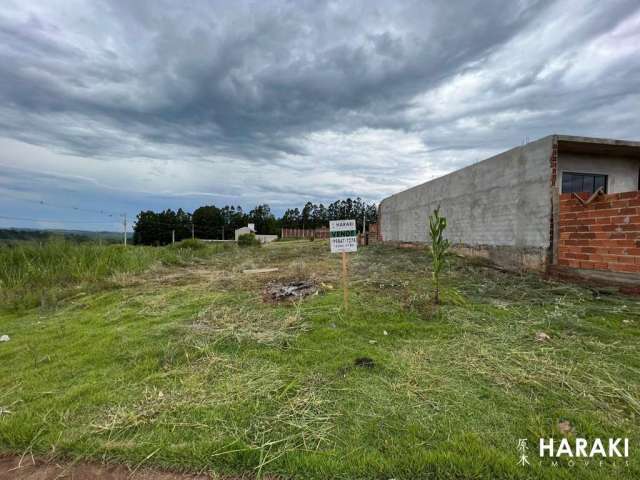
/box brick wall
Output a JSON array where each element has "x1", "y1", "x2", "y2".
[{"x1": 558, "y1": 191, "x2": 640, "y2": 273}]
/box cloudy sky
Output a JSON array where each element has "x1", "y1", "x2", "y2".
[{"x1": 1, "y1": 0, "x2": 639, "y2": 231}]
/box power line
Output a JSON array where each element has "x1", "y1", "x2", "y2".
[
  {"x1": 0, "y1": 193, "x2": 129, "y2": 244},
  {"x1": 0, "y1": 214, "x2": 119, "y2": 225},
  {"x1": 0, "y1": 211, "x2": 210, "y2": 229},
  {"x1": 1, "y1": 192, "x2": 210, "y2": 227},
  {"x1": 0, "y1": 192, "x2": 239, "y2": 245},
  {"x1": 0, "y1": 213, "x2": 224, "y2": 232},
  {"x1": 0, "y1": 192, "x2": 124, "y2": 217}
]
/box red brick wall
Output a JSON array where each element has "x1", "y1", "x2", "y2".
[{"x1": 558, "y1": 191, "x2": 640, "y2": 273}]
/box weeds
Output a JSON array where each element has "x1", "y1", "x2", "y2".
[
  {"x1": 0, "y1": 239, "x2": 230, "y2": 309},
  {"x1": 168, "y1": 238, "x2": 208, "y2": 251},
  {"x1": 238, "y1": 233, "x2": 262, "y2": 247}
]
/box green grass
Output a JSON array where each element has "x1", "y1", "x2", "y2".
[
  {"x1": 0, "y1": 240, "x2": 638, "y2": 479},
  {"x1": 0, "y1": 239, "x2": 230, "y2": 309}
]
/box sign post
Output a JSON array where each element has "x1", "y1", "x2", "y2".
[
  {"x1": 342, "y1": 251, "x2": 348, "y2": 308},
  {"x1": 330, "y1": 219, "x2": 357, "y2": 311}
]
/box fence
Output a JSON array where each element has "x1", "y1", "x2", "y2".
[
  {"x1": 281, "y1": 227, "x2": 330, "y2": 239},
  {"x1": 281, "y1": 224, "x2": 380, "y2": 244}
]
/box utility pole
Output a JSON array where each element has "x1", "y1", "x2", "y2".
[
  {"x1": 172, "y1": 229, "x2": 175, "y2": 245},
  {"x1": 123, "y1": 213, "x2": 127, "y2": 247},
  {"x1": 191, "y1": 222, "x2": 195, "y2": 240}
]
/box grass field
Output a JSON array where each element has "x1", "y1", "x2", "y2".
[
  {"x1": 0, "y1": 240, "x2": 639, "y2": 479},
  {"x1": 0, "y1": 239, "x2": 230, "y2": 309}
]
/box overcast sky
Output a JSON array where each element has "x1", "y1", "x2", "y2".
[{"x1": 1, "y1": 0, "x2": 639, "y2": 231}]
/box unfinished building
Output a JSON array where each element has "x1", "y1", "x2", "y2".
[{"x1": 379, "y1": 135, "x2": 640, "y2": 286}]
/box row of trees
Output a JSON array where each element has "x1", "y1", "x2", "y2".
[
  {"x1": 281, "y1": 198, "x2": 377, "y2": 232},
  {"x1": 132, "y1": 204, "x2": 275, "y2": 245},
  {"x1": 132, "y1": 198, "x2": 377, "y2": 245}
]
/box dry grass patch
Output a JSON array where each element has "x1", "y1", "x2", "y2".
[{"x1": 191, "y1": 303, "x2": 309, "y2": 346}]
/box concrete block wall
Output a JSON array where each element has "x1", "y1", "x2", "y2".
[
  {"x1": 379, "y1": 136, "x2": 555, "y2": 270},
  {"x1": 558, "y1": 191, "x2": 640, "y2": 273}
]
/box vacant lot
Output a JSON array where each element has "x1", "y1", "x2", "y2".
[{"x1": 0, "y1": 240, "x2": 639, "y2": 479}]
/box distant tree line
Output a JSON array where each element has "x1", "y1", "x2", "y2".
[
  {"x1": 0, "y1": 229, "x2": 121, "y2": 244},
  {"x1": 0, "y1": 229, "x2": 56, "y2": 242},
  {"x1": 133, "y1": 204, "x2": 282, "y2": 245},
  {"x1": 132, "y1": 198, "x2": 377, "y2": 245},
  {"x1": 281, "y1": 198, "x2": 377, "y2": 232}
]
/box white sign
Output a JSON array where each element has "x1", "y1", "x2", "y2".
[{"x1": 330, "y1": 219, "x2": 358, "y2": 253}]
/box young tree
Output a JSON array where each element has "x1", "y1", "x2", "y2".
[{"x1": 428, "y1": 206, "x2": 450, "y2": 305}]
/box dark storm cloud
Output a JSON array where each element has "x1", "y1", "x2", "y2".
[
  {"x1": 0, "y1": 0, "x2": 547, "y2": 159},
  {"x1": 0, "y1": 0, "x2": 639, "y2": 228}
]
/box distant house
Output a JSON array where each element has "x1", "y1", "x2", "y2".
[
  {"x1": 234, "y1": 223, "x2": 256, "y2": 240},
  {"x1": 234, "y1": 223, "x2": 278, "y2": 244},
  {"x1": 379, "y1": 134, "x2": 640, "y2": 287}
]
